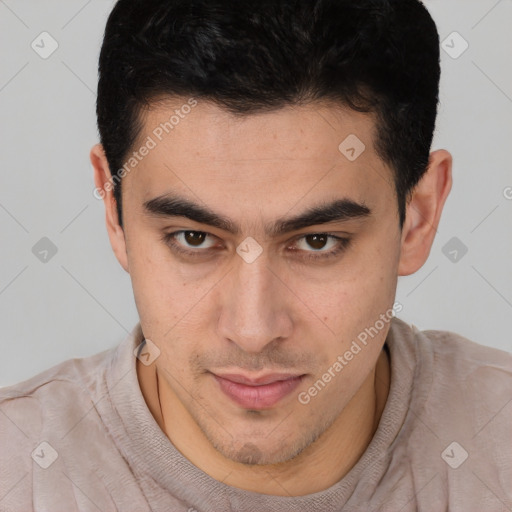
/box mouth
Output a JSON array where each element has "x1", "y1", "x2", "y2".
[{"x1": 211, "y1": 372, "x2": 306, "y2": 409}]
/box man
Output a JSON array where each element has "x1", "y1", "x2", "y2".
[{"x1": 1, "y1": 0, "x2": 511, "y2": 510}]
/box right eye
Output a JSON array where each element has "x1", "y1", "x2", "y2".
[{"x1": 162, "y1": 230, "x2": 220, "y2": 257}]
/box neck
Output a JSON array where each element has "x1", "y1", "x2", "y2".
[{"x1": 137, "y1": 345, "x2": 390, "y2": 496}]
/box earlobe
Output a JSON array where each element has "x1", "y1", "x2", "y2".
[
  {"x1": 398, "y1": 149, "x2": 453, "y2": 276},
  {"x1": 90, "y1": 144, "x2": 130, "y2": 273}
]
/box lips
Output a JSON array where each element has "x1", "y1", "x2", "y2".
[{"x1": 212, "y1": 372, "x2": 305, "y2": 409}]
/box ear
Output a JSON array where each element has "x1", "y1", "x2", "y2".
[
  {"x1": 398, "y1": 149, "x2": 453, "y2": 276},
  {"x1": 90, "y1": 143, "x2": 129, "y2": 273}
]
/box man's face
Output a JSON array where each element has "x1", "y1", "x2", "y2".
[{"x1": 117, "y1": 99, "x2": 402, "y2": 465}]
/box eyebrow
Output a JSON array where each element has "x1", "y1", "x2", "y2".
[{"x1": 143, "y1": 193, "x2": 372, "y2": 237}]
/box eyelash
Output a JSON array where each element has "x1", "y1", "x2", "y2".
[{"x1": 161, "y1": 231, "x2": 351, "y2": 262}]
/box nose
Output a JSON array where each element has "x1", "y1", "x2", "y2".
[{"x1": 217, "y1": 253, "x2": 293, "y2": 354}]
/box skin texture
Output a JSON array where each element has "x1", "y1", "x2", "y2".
[{"x1": 90, "y1": 98, "x2": 452, "y2": 496}]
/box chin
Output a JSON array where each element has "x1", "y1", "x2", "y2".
[{"x1": 211, "y1": 435, "x2": 308, "y2": 466}]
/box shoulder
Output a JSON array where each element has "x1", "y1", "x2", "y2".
[
  {"x1": 418, "y1": 325, "x2": 512, "y2": 445},
  {"x1": 0, "y1": 344, "x2": 118, "y2": 437},
  {"x1": 0, "y1": 345, "x2": 116, "y2": 411},
  {"x1": 417, "y1": 324, "x2": 512, "y2": 383},
  {"x1": 385, "y1": 321, "x2": 512, "y2": 506},
  {"x1": 0, "y1": 346, "x2": 117, "y2": 504},
  {"x1": 406, "y1": 322, "x2": 512, "y2": 419},
  {"x1": 0, "y1": 344, "x2": 117, "y2": 435}
]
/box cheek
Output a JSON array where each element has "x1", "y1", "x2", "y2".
[
  {"x1": 127, "y1": 242, "x2": 221, "y2": 359},
  {"x1": 305, "y1": 264, "x2": 394, "y2": 333},
  {"x1": 129, "y1": 252, "x2": 169, "y2": 322},
  {"x1": 125, "y1": 235, "x2": 187, "y2": 337},
  {"x1": 304, "y1": 246, "x2": 397, "y2": 365}
]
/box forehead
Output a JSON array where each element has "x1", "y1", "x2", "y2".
[
  {"x1": 123, "y1": 97, "x2": 395, "y2": 223},
  {"x1": 137, "y1": 97, "x2": 377, "y2": 162}
]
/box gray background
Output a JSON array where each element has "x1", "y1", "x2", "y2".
[{"x1": 0, "y1": 0, "x2": 511, "y2": 388}]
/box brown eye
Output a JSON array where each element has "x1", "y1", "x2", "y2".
[
  {"x1": 163, "y1": 230, "x2": 217, "y2": 254},
  {"x1": 304, "y1": 234, "x2": 329, "y2": 250},
  {"x1": 183, "y1": 231, "x2": 207, "y2": 247},
  {"x1": 291, "y1": 233, "x2": 351, "y2": 262}
]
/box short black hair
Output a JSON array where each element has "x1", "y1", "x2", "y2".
[{"x1": 96, "y1": 0, "x2": 440, "y2": 229}]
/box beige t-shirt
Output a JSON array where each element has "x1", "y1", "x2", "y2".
[{"x1": 1, "y1": 317, "x2": 511, "y2": 512}]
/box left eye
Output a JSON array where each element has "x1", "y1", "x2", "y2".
[{"x1": 294, "y1": 233, "x2": 338, "y2": 252}]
